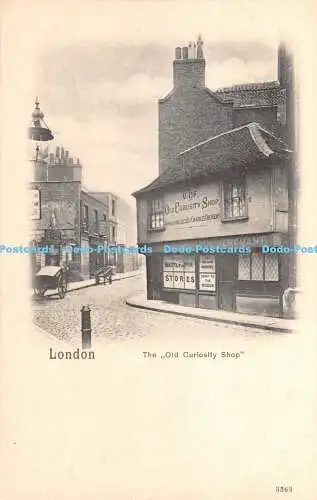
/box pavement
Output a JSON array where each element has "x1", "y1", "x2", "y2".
[
  {"x1": 33, "y1": 271, "x2": 281, "y2": 347},
  {"x1": 32, "y1": 268, "x2": 298, "y2": 335},
  {"x1": 31, "y1": 269, "x2": 142, "y2": 298},
  {"x1": 126, "y1": 292, "x2": 298, "y2": 333}
]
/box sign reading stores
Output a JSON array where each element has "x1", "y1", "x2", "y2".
[
  {"x1": 163, "y1": 255, "x2": 196, "y2": 290},
  {"x1": 164, "y1": 189, "x2": 220, "y2": 227}
]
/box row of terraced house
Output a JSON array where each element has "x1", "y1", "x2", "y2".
[{"x1": 29, "y1": 142, "x2": 141, "y2": 281}]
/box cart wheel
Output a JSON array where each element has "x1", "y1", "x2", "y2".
[{"x1": 58, "y1": 277, "x2": 67, "y2": 299}]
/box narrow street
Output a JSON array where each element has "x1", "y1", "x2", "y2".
[{"x1": 32, "y1": 272, "x2": 289, "y2": 347}]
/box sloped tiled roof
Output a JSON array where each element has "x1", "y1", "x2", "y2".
[
  {"x1": 160, "y1": 81, "x2": 281, "y2": 108},
  {"x1": 213, "y1": 80, "x2": 281, "y2": 108},
  {"x1": 132, "y1": 123, "x2": 292, "y2": 197},
  {"x1": 215, "y1": 81, "x2": 280, "y2": 93}
]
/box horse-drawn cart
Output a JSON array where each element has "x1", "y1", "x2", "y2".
[{"x1": 33, "y1": 266, "x2": 68, "y2": 299}]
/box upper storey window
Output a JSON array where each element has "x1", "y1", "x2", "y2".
[
  {"x1": 149, "y1": 199, "x2": 164, "y2": 230},
  {"x1": 222, "y1": 179, "x2": 248, "y2": 221}
]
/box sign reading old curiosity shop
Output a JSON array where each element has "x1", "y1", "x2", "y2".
[{"x1": 164, "y1": 188, "x2": 220, "y2": 228}]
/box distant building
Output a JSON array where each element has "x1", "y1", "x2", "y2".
[
  {"x1": 29, "y1": 141, "x2": 141, "y2": 278},
  {"x1": 80, "y1": 188, "x2": 108, "y2": 279},
  {"x1": 30, "y1": 146, "x2": 108, "y2": 280},
  {"x1": 133, "y1": 38, "x2": 294, "y2": 318},
  {"x1": 89, "y1": 191, "x2": 141, "y2": 273}
]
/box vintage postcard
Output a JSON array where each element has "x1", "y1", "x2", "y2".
[{"x1": 1, "y1": 1, "x2": 317, "y2": 499}]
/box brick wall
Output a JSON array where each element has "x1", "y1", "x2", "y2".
[
  {"x1": 173, "y1": 59, "x2": 206, "y2": 88},
  {"x1": 159, "y1": 50, "x2": 281, "y2": 175},
  {"x1": 233, "y1": 107, "x2": 279, "y2": 135},
  {"x1": 30, "y1": 181, "x2": 81, "y2": 242},
  {"x1": 159, "y1": 88, "x2": 233, "y2": 174},
  {"x1": 80, "y1": 192, "x2": 108, "y2": 237},
  {"x1": 88, "y1": 191, "x2": 118, "y2": 244},
  {"x1": 33, "y1": 146, "x2": 82, "y2": 183}
]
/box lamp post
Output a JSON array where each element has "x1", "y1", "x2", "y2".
[{"x1": 28, "y1": 98, "x2": 54, "y2": 269}]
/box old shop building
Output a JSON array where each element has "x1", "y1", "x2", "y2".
[{"x1": 133, "y1": 38, "x2": 293, "y2": 317}]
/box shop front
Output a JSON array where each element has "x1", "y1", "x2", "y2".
[
  {"x1": 133, "y1": 122, "x2": 292, "y2": 319},
  {"x1": 88, "y1": 236, "x2": 106, "y2": 277},
  {"x1": 146, "y1": 232, "x2": 290, "y2": 318},
  {"x1": 30, "y1": 229, "x2": 81, "y2": 280}
]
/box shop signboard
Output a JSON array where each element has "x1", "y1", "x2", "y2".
[
  {"x1": 199, "y1": 255, "x2": 216, "y2": 291},
  {"x1": 163, "y1": 255, "x2": 196, "y2": 290},
  {"x1": 164, "y1": 186, "x2": 220, "y2": 229},
  {"x1": 29, "y1": 189, "x2": 41, "y2": 220}
]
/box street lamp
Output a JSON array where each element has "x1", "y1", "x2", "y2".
[
  {"x1": 28, "y1": 97, "x2": 54, "y2": 163},
  {"x1": 29, "y1": 98, "x2": 54, "y2": 270}
]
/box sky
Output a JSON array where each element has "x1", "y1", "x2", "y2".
[{"x1": 15, "y1": 0, "x2": 283, "y2": 209}]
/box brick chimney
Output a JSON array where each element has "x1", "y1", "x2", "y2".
[
  {"x1": 278, "y1": 43, "x2": 293, "y2": 89},
  {"x1": 173, "y1": 35, "x2": 205, "y2": 88}
]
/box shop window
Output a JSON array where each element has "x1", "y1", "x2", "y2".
[
  {"x1": 149, "y1": 199, "x2": 164, "y2": 230},
  {"x1": 199, "y1": 255, "x2": 216, "y2": 292},
  {"x1": 94, "y1": 209, "x2": 99, "y2": 233},
  {"x1": 163, "y1": 255, "x2": 195, "y2": 290},
  {"x1": 82, "y1": 204, "x2": 89, "y2": 231},
  {"x1": 238, "y1": 255, "x2": 251, "y2": 280},
  {"x1": 251, "y1": 253, "x2": 264, "y2": 281},
  {"x1": 222, "y1": 179, "x2": 247, "y2": 220},
  {"x1": 264, "y1": 254, "x2": 279, "y2": 281},
  {"x1": 101, "y1": 214, "x2": 107, "y2": 235},
  {"x1": 238, "y1": 254, "x2": 279, "y2": 281}
]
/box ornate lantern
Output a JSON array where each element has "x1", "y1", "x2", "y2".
[
  {"x1": 28, "y1": 97, "x2": 54, "y2": 141},
  {"x1": 28, "y1": 97, "x2": 54, "y2": 162}
]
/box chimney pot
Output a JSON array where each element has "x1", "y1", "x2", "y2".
[
  {"x1": 197, "y1": 35, "x2": 204, "y2": 59},
  {"x1": 175, "y1": 47, "x2": 182, "y2": 60},
  {"x1": 173, "y1": 40, "x2": 205, "y2": 88}
]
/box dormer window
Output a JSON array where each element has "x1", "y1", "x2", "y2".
[{"x1": 148, "y1": 198, "x2": 164, "y2": 230}]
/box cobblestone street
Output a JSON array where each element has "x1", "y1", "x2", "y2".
[{"x1": 32, "y1": 272, "x2": 289, "y2": 347}]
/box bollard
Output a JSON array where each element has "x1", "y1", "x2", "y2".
[
  {"x1": 81, "y1": 305, "x2": 91, "y2": 349},
  {"x1": 109, "y1": 272, "x2": 112, "y2": 284}
]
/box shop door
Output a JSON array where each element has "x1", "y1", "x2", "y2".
[
  {"x1": 217, "y1": 255, "x2": 236, "y2": 311},
  {"x1": 89, "y1": 245, "x2": 98, "y2": 277}
]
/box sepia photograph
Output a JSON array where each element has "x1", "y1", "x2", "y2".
[
  {"x1": 29, "y1": 20, "x2": 296, "y2": 346},
  {"x1": 1, "y1": 1, "x2": 317, "y2": 499}
]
